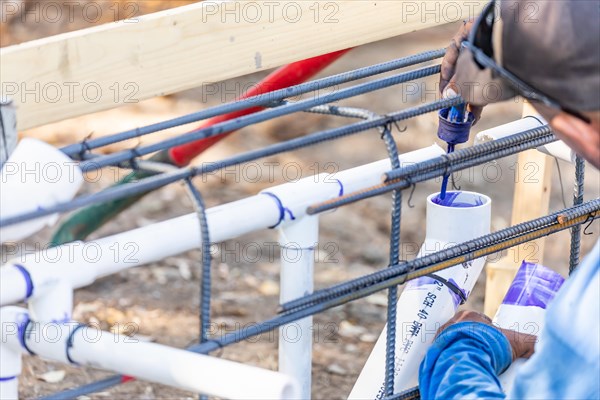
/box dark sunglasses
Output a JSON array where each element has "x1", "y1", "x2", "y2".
[{"x1": 465, "y1": 1, "x2": 591, "y2": 123}]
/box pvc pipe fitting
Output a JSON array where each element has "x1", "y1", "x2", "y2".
[
  {"x1": 28, "y1": 280, "x2": 73, "y2": 323},
  {"x1": 425, "y1": 191, "x2": 491, "y2": 248},
  {"x1": 0, "y1": 138, "x2": 84, "y2": 242},
  {"x1": 350, "y1": 191, "x2": 491, "y2": 399},
  {"x1": 262, "y1": 173, "x2": 341, "y2": 225},
  {"x1": 0, "y1": 265, "x2": 31, "y2": 307},
  {"x1": 494, "y1": 261, "x2": 564, "y2": 393}
]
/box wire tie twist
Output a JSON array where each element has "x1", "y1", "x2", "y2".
[
  {"x1": 440, "y1": 153, "x2": 452, "y2": 178},
  {"x1": 583, "y1": 212, "x2": 597, "y2": 235},
  {"x1": 78, "y1": 132, "x2": 94, "y2": 160},
  {"x1": 382, "y1": 115, "x2": 407, "y2": 138},
  {"x1": 450, "y1": 173, "x2": 461, "y2": 191},
  {"x1": 128, "y1": 146, "x2": 143, "y2": 170},
  {"x1": 407, "y1": 183, "x2": 417, "y2": 208}
]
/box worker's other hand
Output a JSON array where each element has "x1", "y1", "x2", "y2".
[
  {"x1": 440, "y1": 20, "x2": 484, "y2": 124},
  {"x1": 437, "y1": 310, "x2": 537, "y2": 361}
]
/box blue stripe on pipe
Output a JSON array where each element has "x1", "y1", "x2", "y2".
[{"x1": 13, "y1": 264, "x2": 34, "y2": 299}]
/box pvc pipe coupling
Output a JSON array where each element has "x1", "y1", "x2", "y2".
[{"x1": 0, "y1": 138, "x2": 84, "y2": 242}]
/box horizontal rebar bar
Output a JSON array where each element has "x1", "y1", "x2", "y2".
[
  {"x1": 76, "y1": 65, "x2": 441, "y2": 171},
  {"x1": 60, "y1": 49, "x2": 445, "y2": 159},
  {"x1": 306, "y1": 125, "x2": 556, "y2": 215},
  {"x1": 1, "y1": 98, "x2": 460, "y2": 229},
  {"x1": 282, "y1": 199, "x2": 599, "y2": 313}
]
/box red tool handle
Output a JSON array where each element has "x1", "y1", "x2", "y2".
[{"x1": 169, "y1": 49, "x2": 350, "y2": 166}]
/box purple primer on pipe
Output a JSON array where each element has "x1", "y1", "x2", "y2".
[
  {"x1": 502, "y1": 261, "x2": 565, "y2": 309},
  {"x1": 432, "y1": 191, "x2": 485, "y2": 208},
  {"x1": 406, "y1": 276, "x2": 462, "y2": 308}
]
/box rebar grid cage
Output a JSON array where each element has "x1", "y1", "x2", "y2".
[{"x1": 0, "y1": 48, "x2": 596, "y2": 400}]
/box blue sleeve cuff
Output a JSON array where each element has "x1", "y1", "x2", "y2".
[
  {"x1": 419, "y1": 321, "x2": 512, "y2": 399},
  {"x1": 435, "y1": 321, "x2": 513, "y2": 373}
]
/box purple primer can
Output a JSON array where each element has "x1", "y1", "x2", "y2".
[{"x1": 502, "y1": 261, "x2": 565, "y2": 309}]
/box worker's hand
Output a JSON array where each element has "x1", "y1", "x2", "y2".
[
  {"x1": 440, "y1": 20, "x2": 473, "y2": 94},
  {"x1": 437, "y1": 310, "x2": 537, "y2": 361},
  {"x1": 440, "y1": 20, "x2": 484, "y2": 124}
]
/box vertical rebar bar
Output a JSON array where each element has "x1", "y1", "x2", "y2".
[
  {"x1": 569, "y1": 156, "x2": 585, "y2": 274},
  {"x1": 185, "y1": 179, "x2": 212, "y2": 400},
  {"x1": 381, "y1": 125, "x2": 402, "y2": 397}
]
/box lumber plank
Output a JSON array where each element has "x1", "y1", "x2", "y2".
[{"x1": 0, "y1": 1, "x2": 483, "y2": 130}]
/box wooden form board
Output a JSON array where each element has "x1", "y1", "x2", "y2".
[
  {"x1": 483, "y1": 103, "x2": 554, "y2": 316},
  {"x1": 0, "y1": 1, "x2": 484, "y2": 131}
]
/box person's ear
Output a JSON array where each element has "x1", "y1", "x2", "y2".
[{"x1": 550, "y1": 112, "x2": 600, "y2": 169}]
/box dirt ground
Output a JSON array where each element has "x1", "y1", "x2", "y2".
[{"x1": 1, "y1": 2, "x2": 599, "y2": 399}]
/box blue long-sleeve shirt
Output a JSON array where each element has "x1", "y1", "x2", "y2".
[{"x1": 419, "y1": 240, "x2": 600, "y2": 399}]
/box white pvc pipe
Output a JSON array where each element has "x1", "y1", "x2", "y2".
[
  {"x1": 278, "y1": 216, "x2": 319, "y2": 399},
  {"x1": 474, "y1": 116, "x2": 575, "y2": 163},
  {"x1": 335, "y1": 144, "x2": 446, "y2": 194},
  {"x1": 0, "y1": 378, "x2": 17, "y2": 400},
  {"x1": 28, "y1": 280, "x2": 73, "y2": 323},
  {"x1": 474, "y1": 116, "x2": 544, "y2": 144},
  {"x1": 0, "y1": 195, "x2": 278, "y2": 306},
  {"x1": 0, "y1": 138, "x2": 84, "y2": 242},
  {"x1": 349, "y1": 191, "x2": 491, "y2": 399},
  {"x1": 1, "y1": 145, "x2": 445, "y2": 306},
  {"x1": 0, "y1": 308, "x2": 21, "y2": 400},
  {"x1": 0, "y1": 307, "x2": 299, "y2": 399},
  {"x1": 537, "y1": 141, "x2": 576, "y2": 163},
  {"x1": 0, "y1": 267, "x2": 27, "y2": 309}
]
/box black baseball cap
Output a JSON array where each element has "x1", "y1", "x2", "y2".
[{"x1": 452, "y1": 0, "x2": 600, "y2": 122}]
